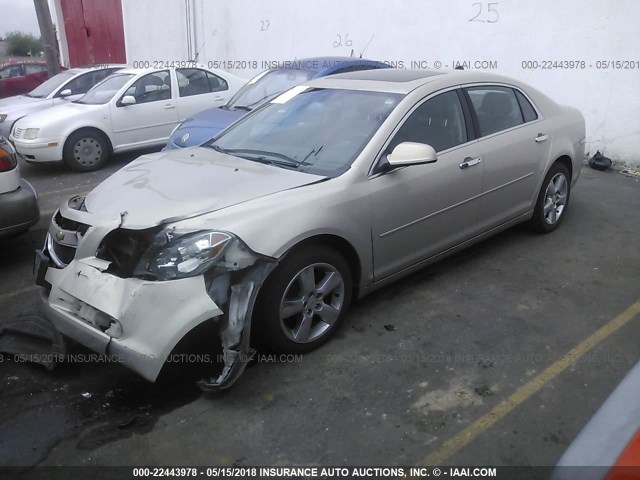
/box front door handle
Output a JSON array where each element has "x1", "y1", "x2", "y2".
[
  {"x1": 460, "y1": 156, "x2": 482, "y2": 169},
  {"x1": 164, "y1": 104, "x2": 176, "y2": 110},
  {"x1": 535, "y1": 133, "x2": 549, "y2": 143},
  {"x1": 213, "y1": 96, "x2": 224, "y2": 101}
]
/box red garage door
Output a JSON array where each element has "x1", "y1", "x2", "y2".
[{"x1": 61, "y1": 0, "x2": 126, "y2": 67}]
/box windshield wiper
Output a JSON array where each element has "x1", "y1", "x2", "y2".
[
  {"x1": 209, "y1": 146, "x2": 300, "y2": 169},
  {"x1": 231, "y1": 105, "x2": 252, "y2": 111}
]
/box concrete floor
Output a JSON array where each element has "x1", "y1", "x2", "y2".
[{"x1": 0, "y1": 155, "x2": 638, "y2": 469}]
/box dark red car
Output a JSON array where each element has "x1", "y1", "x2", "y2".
[{"x1": 0, "y1": 61, "x2": 48, "y2": 99}]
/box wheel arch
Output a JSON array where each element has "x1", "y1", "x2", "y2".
[
  {"x1": 63, "y1": 126, "x2": 114, "y2": 155},
  {"x1": 279, "y1": 234, "x2": 363, "y2": 298}
]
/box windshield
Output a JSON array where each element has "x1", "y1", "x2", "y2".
[
  {"x1": 210, "y1": 88, "x2": 401, "y2": 177},
  {"x1": 26, "y1": 70, "x2": 78, "y2": 98},
  {"x1": 226, "y1": 69, "x2": 315, "y2": 110},
  {"x1": 75, "y1": 73, "x2": 133, "y2": 105}
]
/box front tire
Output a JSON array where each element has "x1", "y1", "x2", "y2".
[
  {"x1": 254, "y1": 245, "x2": 353, "y2": 354},
  {"x1": 63, "y1": 130, "x2": 110, "y2": 172},
  {"x1": 530, "y1": 162, "x2": 571, "y2": 233}
]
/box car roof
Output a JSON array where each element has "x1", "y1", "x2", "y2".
[
  {"x1": 0, "y1": 60, "x2": 46, "y2": 67},
  {"x1": 303, "y1": 68, "x2": 529, "y2": 94},
  {"x1": 266, "y1": 56, "x2": 388, "y2": 75},
  {"x1": 116, "y1": 64, "x2": 209, "y2": 75}
]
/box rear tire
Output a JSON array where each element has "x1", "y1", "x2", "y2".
[
  {"x1": 63, "y1": 130, "x2": 110, "y2": 172},
  {"x1": 530, "y1": 162, "x2": 571, "y2": 233},
  {"x1": 253, "y1": 245, "x2": 353, "y2": 354}
]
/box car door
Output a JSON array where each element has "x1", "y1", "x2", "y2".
[
  {"x1": 24, "y1": 64, "x2": 48, "y2": 91},
  {"x1": 0, "y1": 64, "x2": 26, "y2": 98},
  {"x1": 175, "y1": 68, "x2": 230, "y2": 120},
  {"x1": 110, "y1": 70, "x2": 179, "y2": 148},
  {"x1": 370, "y1": 89, "x2": 484, "y2": 280},
  {"x1": 464, "y1": 85, "x2": 552, "y2": 229}
]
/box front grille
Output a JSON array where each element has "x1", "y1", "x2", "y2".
[
  {"x1": 54, "y1": 211, "x2": 89, "y2": 235},
  {"x1": 47, "y1": 211, "x2": 90, "y2": 268},
  {"x1": 96, "y1": 229, "x2": 156, "y2": 278},
  {"x1": 48, "y1": 235, "x2": 76, "y2": 266}
]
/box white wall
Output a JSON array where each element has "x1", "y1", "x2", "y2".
[{"x1": 122, "y1": 0, "x2": 640, "y2": 165}]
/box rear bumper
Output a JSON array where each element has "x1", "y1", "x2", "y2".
[
  {"x1": 38, "y1": 257, "x2": 224, "y2": 382},
  {"x1": 0, "y1": 178, "x2": 39, "y2": 238}
]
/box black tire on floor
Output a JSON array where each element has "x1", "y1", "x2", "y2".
[
  {"x1": 253, "y1": 245, "x2": 353, "y2": 354},
  {"x1": 529, "y1": 162, "x2": 571, "y2": 233},
  {"x1": 63, "y1": 129, "x2": 110, "y2": 172}
]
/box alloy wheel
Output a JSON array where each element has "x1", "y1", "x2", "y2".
[
  {"x1": 543, "y1": 172, "x2": 568, "y2": 224},
  {"x1": 279, "y1": 262, "x2": 345, "y2": 343}
]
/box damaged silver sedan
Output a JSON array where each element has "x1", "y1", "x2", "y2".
[{"x1": 33, "y1": 69, "x2": 585, "y2": 389}]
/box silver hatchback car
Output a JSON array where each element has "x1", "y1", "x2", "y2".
[{"x1": 35, "y1": 69, "x2": 585, "y2": 389}]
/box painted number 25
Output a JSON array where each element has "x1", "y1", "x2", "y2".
[{"x1": 470, "y1": 2, "x2": 499, "y2": 23}]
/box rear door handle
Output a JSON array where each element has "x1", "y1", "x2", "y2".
[
  {"x1": 535, "y1": 133, "x2": 549, "y2": 143},
  {"x1": 164, "y1": 104, "x2": 176, "y2": 110},
  {"x1": 213, "y1": 96, "x2": 224, "y2": 101},
  {"x1": 460, "y1": 157, "x2": 482, "y2": 169}
]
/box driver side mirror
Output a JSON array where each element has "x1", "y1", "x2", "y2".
[
  {"x1": 387, "y1": 142, "x2": 438, "y2": 167},
  {"x1": 59, "y1": 89, "x2": 72, "y2": 97},
  {"x1": 120, "y1": 95, "x2": 136, "y2": 106}
]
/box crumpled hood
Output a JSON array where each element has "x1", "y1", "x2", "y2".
[
  {"x1": 166, "y1": 107, "x2": 246, "y2": 149},
  {"x1": 84, "y1": 146, "x2": 326, "y2": 229}
]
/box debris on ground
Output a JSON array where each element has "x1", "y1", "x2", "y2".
[
  {"x1": 383, "y1": 324, "x2": 396, "y2": 331},
  {"x1": 474, "y1": 385, "x2": 494, "y2": 398},
  {"x1": 81, "y1": 392, "x2": 93, "y2": 399},
  {"x1": 0, "y1": 314, "x2": 66, "y2": 370},
  {"x1": 588, "y1": 151, "x2": 612, "y2": 171}
]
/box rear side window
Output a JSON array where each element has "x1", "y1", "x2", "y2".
[
  {"x1": 177, "y1": 68, "x2": 229, "y2": 97},
  {"x1": 25, "y1": 64, "x2": 46, "y2": 74},
  {"x1": 466, "y1": 86, "x2": 523, "y2": 137},
  {"x1": 515, "y1": 90, "x2": 538, "y2": 122}
]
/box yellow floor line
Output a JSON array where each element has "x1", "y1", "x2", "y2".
[{"x1": 420, "y1": 300, "x2": 640, "y2": 466}]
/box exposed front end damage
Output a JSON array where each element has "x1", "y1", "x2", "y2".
[{"x1": 34, "y1": 199, "x2": 277, "y2": 390}]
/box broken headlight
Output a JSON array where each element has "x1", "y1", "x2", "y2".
[{"x1": 136, "y1": 230, "x2": 233, "y2": 280}]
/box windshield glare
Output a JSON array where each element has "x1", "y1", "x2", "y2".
[
  {"x1": 27, "y1": 70, "x2": 79, "y2": 98},
  {"x1": 211, "y1": 88, "x2": 401, "y2": 177},
  {"x1": 75, "y1": 73, "x2": 133, "y2": 105},
  {"x1": 227, "y1": 69, "x2": 316, "y2": 109}
]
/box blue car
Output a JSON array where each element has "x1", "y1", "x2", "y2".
[{"x1": 163, "y1": 56, "x2": 389, "y2": 150}]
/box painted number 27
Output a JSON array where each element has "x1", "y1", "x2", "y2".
[{"x1": 470, "y1": 2, "x2": 499, "y2": 23}]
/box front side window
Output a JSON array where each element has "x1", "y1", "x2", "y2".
[
  {"x1": 26, "y1": 70, "x2": 78, "y2": 98},
  {"x1": 122, "y1": 70, "x2": 171, "y2": 104},
  {"x1": 466, "y1": 86, "x2": 523, "y2": 136},
  {"x1": 389, "y1": 90, "x2": 467, "y2": 153},
  {"x1": 60, "y1": 72, "x2": 97, "y2": 96},
  {"x1": 210, "y1": 88, "x2": 401, "y2": 177},
  {"x1": 0, "y1": 64, "x2": 24, "y2": 78},
  {"x1": 75, "y1": 73, "x2": 134, "y2": 105}
]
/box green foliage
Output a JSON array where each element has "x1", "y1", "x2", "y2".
[{"x1": 5, "y1": 31, "x2": 42, "y2": 57}]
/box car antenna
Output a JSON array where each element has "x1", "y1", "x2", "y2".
[
  {"x1": 359, "y1": 34, "x2": 375, "y2": 59},
  {"x1": 190, "y1": 40, "x2": 207, "y2": 63}
]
